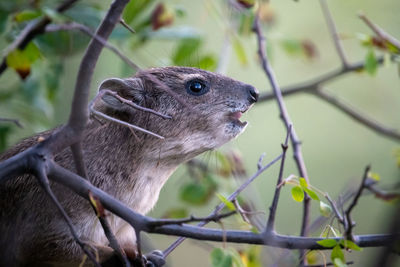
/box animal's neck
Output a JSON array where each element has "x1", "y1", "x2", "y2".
[{"x1": 83, "y1": 121, "x2": 180, "y2": 214}]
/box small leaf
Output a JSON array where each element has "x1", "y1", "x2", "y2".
[
  {"x1": 299, "y1": 177, "x2": 308, "y2": 188},
  {"x1": 216, "y1": 193, "x2": 236, "y2": 211},
  {"x1": 291, "y1": 186, "x2": 304, "y2": 202},
  {"x1": 6, "y1": 42, "x2": 41, "y2": 79},
  {"x1": 199, "y1": 55, "x2": 217, "y2": 71},
  {"x1": 333, "y1": 258, "x2": 347, "y2": 267},
  {"x1": 317, "y1": 239, "x2": 337, "y2": 248},
  {"x1": 340, "y1": 240, "x2": 363, "y2": 251},
  {"x1": 172, "y1": 38, "x2": 202, "y2": 66},
  {"x1": 89, "y1": 191, "x2": 105, "y2": 217},
  {"x1": 14, "y1": 10, "x2": 42, "y2": 22},
  {"x1": 368, "y1": 172, "x2": 380, "y2": 181},
  {"x1": 210, "y1": 248, "x2": 233, "y2": 267},
  {"x1": 281, "y1": 39, "x2": 303, "y2": 56},
  {"x1": 364, "y1": 49, "x2": 378, "y2": 75},
  {"x1": 304, "y1": 187, "x2": 320, "y2": 201},
  {"x1": 331, "y1": 244, "x2": 345, "y2": 264},
  {"x1": 237, "y1": 0, "x2": 255, "y2": 9},
  {"x1": 319, "y1": 201, "x2": 332, "y2": 217}
]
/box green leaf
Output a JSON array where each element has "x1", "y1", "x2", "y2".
[
  {"x1": 179, "y1": 175, "x2": 217, "y2": 205},
  {"x1": 199, "y1": 55, "x2": 217, "y2": 71},
  {"x1": 299, "y1": 177, "x2": 308, "y2": 188},
  {"x1": 14, "y1": 10, "x2": 42, "y2": 22},
  {"x1": 340, "y1": 240, "x2": 363, "y2": 251},
  {"x1": 331, "y1": 244, "x2": 345, "y2": 264},
  {"x1": 172, "y1": 38, "x2": 202, "y2": 66},
  {"x1": 180, "y1": 182, "x2": 208, "y2": 205},
  {"x1": 0, "y1": 125, "x2": 12, "y2": 152},
  {"x1": 319, "y1": 201, "x2": 332, "y2": 217},
  {"x1": 216, "y1": 193, "x2": 236, "y2": 211},
  {"x1": 6, "y1": 42, "x2": 41, "y2": 79},
  {"x1": 333, "y1": 258, "x2": 347, "y2": 267},
  {"x1": 365, "y1": 49, "x2": 378, "y2": 75},
  {"x1": 210, "y1": 248, "x2": 233, "y2": 267},
  {"x1": 281, "y1": 39, "x2": 303, "y2": 55},
  {"x1": 233, "y1": 38, "x2": 248, "y2": 65},
  {"x1": 42, "y1": 7, "x2": 68, "y2": 23},
  {"x1": 122, "y1": 0, "x2": 156, "y2": 25},
  {"x1": 317, "y1": 239, "x2": 337, "y2": 248},
  {"x1": 304, "y1": 187, "x2": 320, "y2": 201},
  {"x1": 291, "y1": 186, "x2": 304, "y2": 202}
]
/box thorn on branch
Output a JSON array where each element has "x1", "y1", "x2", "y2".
[{"x1": 119, "y1": 18, "x2": 136, "y2": 34}]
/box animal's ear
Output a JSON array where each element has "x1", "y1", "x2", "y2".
[{"x1": 98, "y1": 78, "x2": 144, "y2": 109}]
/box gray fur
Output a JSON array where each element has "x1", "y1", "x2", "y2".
[{"x1": 0, "y1": 67, "x2": 258, "y2": 266}]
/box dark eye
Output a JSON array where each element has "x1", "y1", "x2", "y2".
[{"x1": 186, "y1": 80, "x2": 209, "y2": 96}]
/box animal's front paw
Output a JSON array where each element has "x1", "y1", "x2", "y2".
[{"x1": 143, "y1": 250, "x2": 165, "y2": 267}]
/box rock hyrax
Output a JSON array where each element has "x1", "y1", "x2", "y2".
[{"x1": 0, "y1": 66, "x2": 259, "y2": 266}]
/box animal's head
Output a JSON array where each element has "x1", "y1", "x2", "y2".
[{"x1": 96, "y1": 67, "x2": 258, "y2": 162}]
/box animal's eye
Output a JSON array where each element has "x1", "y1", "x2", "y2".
[{"x1": 186, "y1": 80, "x2": 209, "y2": 96}]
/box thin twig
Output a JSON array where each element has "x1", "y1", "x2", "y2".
[
  {"x1": 265, "y1": 125, "x2": 292, "y2": 233},
  {"x1": 100, "y1": 89, "x2": 172, "y2": 119},
  {"x1": 35, "y1": 165, "x2": 100, "y2": 266},
  {"x1": 252, "y1": 14, "x2": 311, "y2": 265},
  {"x1": 89, "y1": 91, "x2": 165, "y2": 139},
  {"x1": 345, "y1": 165, "x2": 371, "y2": 240},
  {"x1": 359, "y1": 13, "x2": 400, "y2": 51},
  {"x1": 312, "y1": 88, "x2": 400, "y2": 141},
  {"x1": 320, "y1": 0, "x2": 349, "y2": 67},
  {"x1": 149, "y1": 211, "x2": 236, "y2": 227},
  {"x1": 0, "y1": 117, "x2": 23, "y2": 128},
  {"x1": 162, "y1": 153, "x2": 283, "y2": 257},
  {"x1": 45, "y1": 22, "x2": 140, "y2": 71},
  {"x1": 325, "y1": 194, "x2": 344, "y2": 224}
]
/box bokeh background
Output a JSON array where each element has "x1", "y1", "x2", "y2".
[{"x1": 0, "y1": 0, "x2": 399, "y2": 266}]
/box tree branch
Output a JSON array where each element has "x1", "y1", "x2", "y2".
[
  {"x1": 312, "y1": 89, "x2": 400, "y2": 141},
  {"x1": 252, "y1": 15, "x2": 311, "y2": 263},
  {"x1": 265, "y1": 125, "x2": 291, "y2": 233},
  {"x1": 0, "y1": 0, "x2": 79, "y2": 76},
  {"x1": 319, "y1": 0, "x2": 349, "y2": 67}
]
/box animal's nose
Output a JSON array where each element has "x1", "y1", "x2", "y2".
[{"x1": 247, "y1": 85, "x2": 259, "y2": 103}]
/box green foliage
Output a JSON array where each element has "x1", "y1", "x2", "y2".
[
  {"x1": 180, "y1": 174, "x2": 217, "y2": 205},
  {"x1": 364, "y1": 49, "x2": 378, "y2": 75},
  {"x1": 331, "y1": 245, "x2": 345, "y2": 266},
  {"x1": 210, "y1": 248, "x2": 244, "y2": 267},
  {"x1": 291, "y1": 186, "x2": 304, "y2": 202},
  {"x1": 6, "y1": 42, "x2": 41, "y2": 79},
  {"x1": 317, "y1": 239, "x2": 337, "y2": 248},
  {"x1": 319, "y1": 201, "x2": 332, "y2": 217},
  {"x1": 216, "y1": 193, "x2": 236, "y2": 211}
]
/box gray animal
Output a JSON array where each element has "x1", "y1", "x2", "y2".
[{"x1": 0, "y1": 67, "x2": 258, "y2": 266}]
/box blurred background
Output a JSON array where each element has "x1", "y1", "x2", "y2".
[{"x1": 0, "y1": 0, "x2": 399, "y2": 266}]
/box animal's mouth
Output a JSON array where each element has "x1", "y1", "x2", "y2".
[{"x1": 228, "y1": 107, "x2": 250, "y2": 127}]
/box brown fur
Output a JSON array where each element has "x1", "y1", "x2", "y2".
[{"x1": 0, "y1": 67, "x2": 258, "y2": 266}]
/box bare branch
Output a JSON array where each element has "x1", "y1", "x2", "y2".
[
  {"x1": 265, "y1": 125, "x2": 292, "y2": 233},
  {"x1": 258, "y1": 57, "x2": 384, "y2": 103},
  {"x1": 148, "y1": 211, "x2": 236, "y2": 227},
  {"x1": 45, "y1": 22, "x2": 140, "y2": 71},
  {"x1": 345, "y1": 165, "x2": 370, "y2": 240},
  {"x1": 359, "y1": 13, "x2": 400, "y2": 51},
  {"x1": 35, "y1": 164, "x2": 100, "y2": 266},
  {"x1": 325, "y1": 194, "x2": 344, "y2": 224},
  {"x1": 312, "y1": 88, "x2": 400, "y2": 141},
  {"x1": 252, "y1": 14, "x2": 311, "y2": 254},
  {"x1": 89, "y1": 90, "x2": 166, "y2": 139},
  {"x1": 320, "y1": 0, "x2": 349, "y2": 67},
  {"x1": 0, "y1": 117, "x2": 23, "y2": 128}
]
